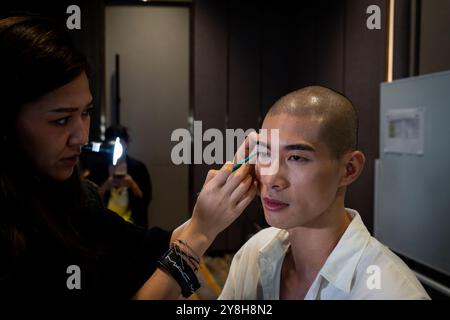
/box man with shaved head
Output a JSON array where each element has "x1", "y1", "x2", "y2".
[{"x1": 219, "y1": 86, "x2": 429, "y2": 300}]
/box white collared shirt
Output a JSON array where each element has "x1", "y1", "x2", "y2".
[{"x1": 219, "y1": 209, "x2": 430, "y2": 300}]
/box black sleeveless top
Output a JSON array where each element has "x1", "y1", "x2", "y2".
[{"x1": 0, "y1": 180, "x2": 170, "y2": 299}]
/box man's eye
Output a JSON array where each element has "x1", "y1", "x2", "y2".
[
  {"x1": 288, "y1": 155, "x2": 308, "y2": 162},
  {"x1": 257, "y1": 151, "x2": 271, "y2": 160},
  {"x1": 257, "y1": 146, "x2": 270, "y2": 156},
  {"x1": 257, "y1": 151, "x2": 272, "y2": 165}
]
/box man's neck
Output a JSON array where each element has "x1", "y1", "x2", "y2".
[{"x1": 285, "y1": 202, "x2": 352, "y2": 279}]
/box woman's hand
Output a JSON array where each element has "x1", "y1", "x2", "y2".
[
  {"x1": 190, "y1": 162, "x2": 257, "y2": 242},
  {"x1": 123, "y1": 174, "x2": 144, "y2": 198},
  {"x1": 134, "y1": 135, "x2": 258, "y2": 300},
  {"x1": 233, "y1": 131, "x2": 259, "y2": 165},
  {"x1": 176, "y1": 133, "x2": 259, "y2": 249},
  {"x1": 135, "y1": 162, "x2": 257, "y2": 300}
]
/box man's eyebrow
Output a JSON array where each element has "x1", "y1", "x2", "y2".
[
  {"x1": 257, "y1": 141, "x2": 315, "y2": 152},
  {"x1": 284, "y1": 144, "x2": 315, "y2": 152},
  {"x1": 48, "y1": 100, "x2": 94, "y2": 113}
]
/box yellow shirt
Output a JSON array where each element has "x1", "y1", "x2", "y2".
[{"x1": 107, "y1": 187, "x2": 132, "y2": 223}]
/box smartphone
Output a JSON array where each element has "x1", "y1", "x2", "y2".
[{"x1": 113, "y1": 172, "x2": 126, "y2": 179}]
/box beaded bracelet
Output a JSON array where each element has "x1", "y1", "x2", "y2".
[{"x1": 176, "y1": 239, "x2": 200, "y2": 265}]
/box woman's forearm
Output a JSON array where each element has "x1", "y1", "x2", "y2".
[{"x1": 133, "y1": 221, "x2": 212, "y2": 299}]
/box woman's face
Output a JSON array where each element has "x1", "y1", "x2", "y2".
[{"x1": 16, "y1": 72, "x2": 93, "y2": 181}]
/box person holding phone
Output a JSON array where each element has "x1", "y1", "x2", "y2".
[{"x1": 93, "y1": 126, "x2": 151, "y2": 228}]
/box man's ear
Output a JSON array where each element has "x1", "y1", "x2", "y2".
[{"x1": 339, "y1": 150, "x2": 365, "y2": 187}]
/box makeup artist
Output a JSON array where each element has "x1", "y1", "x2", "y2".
[{"x1": 0, "y1": 15, "x2": 257, "y2": 299}]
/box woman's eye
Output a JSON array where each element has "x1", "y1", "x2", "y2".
[
  {"x1": 82, "y1": 107, "x2": 94, "y2": 117},
  {"x1": 53, "y1": 117, "x2": 70, "y2": 126}
]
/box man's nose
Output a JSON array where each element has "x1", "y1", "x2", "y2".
[{"x1": 259, "y1": 165, "x2": 288, "y2": 191}]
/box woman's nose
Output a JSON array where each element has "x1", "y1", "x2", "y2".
[{"x1": 69, "y1": 118, "x2": 89, "y2": 148}]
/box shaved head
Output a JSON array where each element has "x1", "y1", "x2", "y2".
[{"x1": 267, "y1": 86, "x2": 358, "y2": 159}]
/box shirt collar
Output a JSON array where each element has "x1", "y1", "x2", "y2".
[
  {"x1": 258, "y1": 228, "x2": 290, "y2": 299},
  {"x1": 317, "y1": 209, "x2": 371, "y2": 293},
  {"x1": 259, "y1": 228, "x2": 290, "y2": 260},
  {"x1": 256, "y1": 209, "x2": 371, "y2": 297}
]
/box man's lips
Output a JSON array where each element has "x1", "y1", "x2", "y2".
[{"x1": 263, "y1": 197, "x2": 289, "y2": 211}]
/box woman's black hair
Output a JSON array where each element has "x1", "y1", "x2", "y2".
[
  {"x1": 0, "y1": 15, "x2": 96, "y2": 279},
  {"x1": 0, "y1": 16, "x2": 88, "y2": 114}
]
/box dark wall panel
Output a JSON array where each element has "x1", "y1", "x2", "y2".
[
  {"x1": 260, "y1": 4, "x2": 295, "y2": 115},
  {"x1": 261, "y1": 1, "x2": 343, "y2": 115},
  {"x1": 227, "y1": 0, "x2": 263, "y2": 250},
  {"x1": 192, "y1": 0, "x2": 229, "y2": 250},
  {"x1": 315, "y1": 0, "x2": 345, "y2": 92},
  {"x1": 287, "y1": 2, "x2": 317, "y2": 95},
  {"x1": 419, "y1": 0, "x2": 450, "y2": 74},
  {"x1": 393, "y1": 0, "x2": 411, "y2": 79},
  {"x1": 343, "y1": 0, "x2": 387, "y2": 232},
  {"x1": 228, "y1": 0, "x2": 261, "y2": 131},
  {"x1": 193, "y1": 0, "x2": 228, "y2": 131}
]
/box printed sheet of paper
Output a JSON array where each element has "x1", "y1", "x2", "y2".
[{"x1": 384, "y1": 108, "x2": 424, "y2": 155}]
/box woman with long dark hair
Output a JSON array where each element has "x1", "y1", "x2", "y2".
[{"x1": 0, "y1": 16, "x2": 257, "y2": 299}]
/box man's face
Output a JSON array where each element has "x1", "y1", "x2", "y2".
[
  {"x1": 16, "y1": 72, "x2": 93, "y2": 181},
  {"x1": 256, "y1": 113, "x2": 345, "y2": 230}
]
